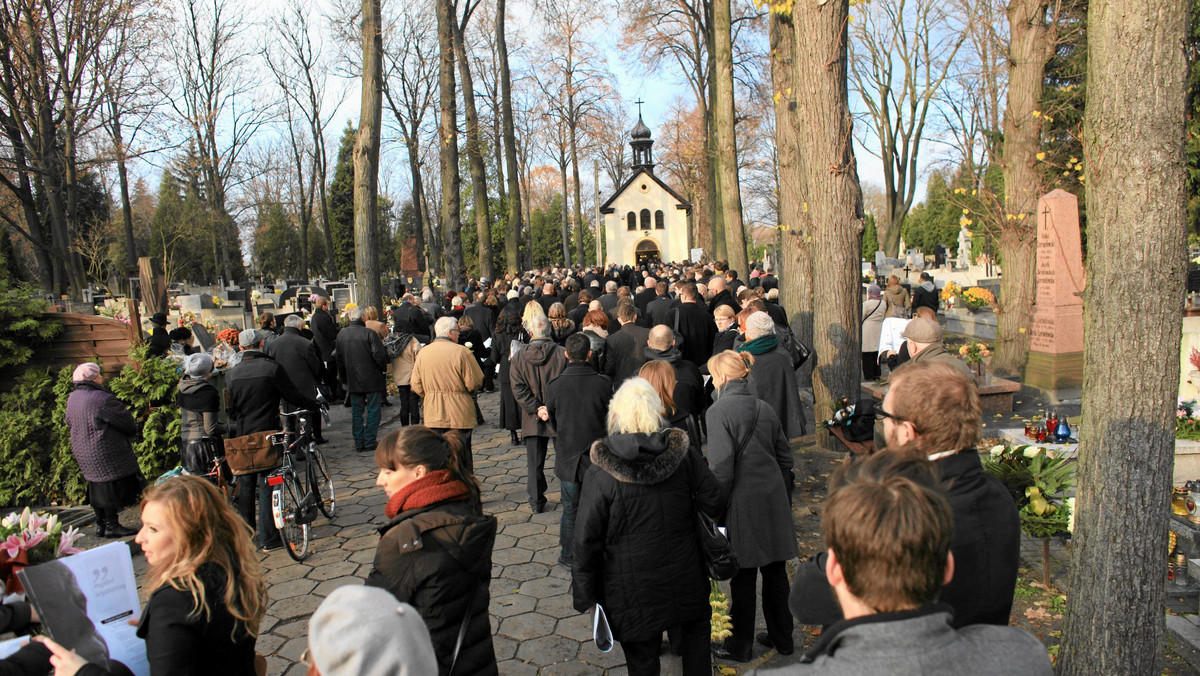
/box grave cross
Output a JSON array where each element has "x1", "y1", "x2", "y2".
[{"x1": 635, "y1": 98, "x2": 644, "y2": 116}]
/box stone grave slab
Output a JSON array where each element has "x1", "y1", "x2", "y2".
[{"x1": 1024, "y1": 189, "x2": 1085, "y2": 392}]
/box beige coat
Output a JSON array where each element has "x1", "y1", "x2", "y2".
[
  {"x1": 365, "y1": 319, "x2": 388, "y2": 340},
  {"x1": 390, "y1": 337, "x2": 421, "y2": 386},
  {"x1": 411, "y1": 338, "x2": 484, "y2": 429}
]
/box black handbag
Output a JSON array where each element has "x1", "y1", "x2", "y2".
[{"x1": 695, "y1": 509, "x2": 739, "y2": 580}]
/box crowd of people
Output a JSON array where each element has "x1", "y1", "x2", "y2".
[{"x1": 9, "y1": 259, "x2": 1055, "y2": 676}]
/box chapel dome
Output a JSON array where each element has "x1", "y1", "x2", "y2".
[{"x1": 631, "y1": 115, "x2": 652, "y2": 140}]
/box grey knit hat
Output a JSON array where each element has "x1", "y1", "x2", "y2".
[
  {"x1": 308, "y1": 585, "x2": 437, "y2": 676},
  {"x1": 183, "y1": 353, "x2": 214, "y2": 378}
]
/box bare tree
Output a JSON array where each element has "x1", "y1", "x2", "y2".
[
  {"x1": 849, "y1": 0, "x2": 966, "y2": 256},
  {"x1": 712, "y1": 0, "x2": 748, "y2": 272},
  {"x1": 452, "y1": 0, "x2": 493, "y2": 279},
  {"x1": 382, "y1": 5, "x2": 437, "y2": 275},
  {"x1": 437, "y1": 0, "x2": 466, "y2": 289},
  {"x1": 1058, "y1": 0, "x2": 1187, "y2": 671},
  {"x1": 353, "y1": 0, "x2": 383, "y2": 310}
]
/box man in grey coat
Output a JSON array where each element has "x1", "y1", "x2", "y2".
[
  {"x1": 756, "y1": 452, "x2": 1051, "y2": 675},
  {"x1": 510, "y1": 315, "x2": 567, "y2": 513}
]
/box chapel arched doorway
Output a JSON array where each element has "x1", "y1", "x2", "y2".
[{"x1": 635, "y1": 239, "x2": 660, "y2": 264}]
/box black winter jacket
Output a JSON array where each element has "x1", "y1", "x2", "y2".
[
  {"x1": 674, "y1": 302, "x2": 718, "y2": 369},
  {"x1": 310, "y1": 308, "x2": 339, "y2": 360},
  {"x1": 225, "y1": 351, "x2": 320, "y2": 436},
  {"x1": 603, "y1": 323, "x2": 649, "y2": 388},
  {"x1": 573, "y1": 429, "x2": 723, "y2": 642},
  {"x1": 643, "y1": 344, "x2": 704, "y2": 422},
  {"x1": 544, "y1": 362, "x2": 611, "y2": 483},
  {"x1": 367, "y1": 500, "x2": 499, "y2": 676},
  {"x1": 335, "y1": 321, "x2": 388, "y2": 393},
  {"x1": 267, "y1": 327, "x2": 321, "y2": 398},
  {"x1": 393, "y1": 302, "x2": 432, "y2": 340}
]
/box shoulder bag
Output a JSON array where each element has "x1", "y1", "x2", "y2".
[{"x1": 223, "y1": 430, "x2": 283, "y2": 476}]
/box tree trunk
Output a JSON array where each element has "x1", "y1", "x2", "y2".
[
  {"x1": 497, "y1": 0, "x2": 522, "y2": 275},
  {"x1": 559, "y1": 160, "x2": 571, "y2": 266},
  {"x1": 705, "y1": 5, "x2": 726, "y2": 263},
  {"x1": 452, "y1": 19, "x2": 494, "y2": 281},
  {"x1": 791, "y1": 0, "x2": 863, "y2": 448},
  {"x1": 1057, "y1": 0, "x2": 1187, "y2": 672},
  {"x1": 437, "y1": 0, "x2": 466, "y2": 290},
  {"x1": 994, "y1": 0, "x2": 1053, "y2": 375},
  {"x1": 354, "y1": 0, "x2": 383, "y2": 312},
  {"x1": 406, "y1": 142, "x2": 427, "y2": 273},
  {"x1": 569, "y1": 126, "x2": 586, "y2": 267},
  {"x1": 771, "y1": 9, "x2": 816, "y2": 388},
  {"x1": 712, "y1": 0, "x2": 746, "y2": 273},
  {"x1": 493, "y1": 106, "x2": 506, "y2": 208},
  {"x1": 110, "y1": 108, "x2": 138, "y2": 278}
]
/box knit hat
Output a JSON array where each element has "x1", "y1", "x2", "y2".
[
  {"x1": 72, "y1": 362, "x2": 100, "y2": 382},
  {"x1": 308, "y1": 585, "x2": 438, "y2": 676},
  {"x1": 901, "y1": 317, "x2": 942, "y2": 343},
  {"x1": 867, "y1": 284, "x2": 882, "y2": 299},
  {"x1": 183, "y1": 353, "x2": 214, "y2": 378},
  {"x1": 237, "y1": 329, "x2": 262, "y2": 348},
  {"x1": 746, "y1": 311, "x2": 775, "y2": 339},
  {"x1": 507, "y1": 290, "x2": 519, "y2": 300}
]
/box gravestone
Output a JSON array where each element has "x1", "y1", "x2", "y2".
[
  {"x1": 199, "y1": 294, "x2": 217, "y2": 310},
  {"x1": 957, "y1": 225, "x2": 972, "y2": 268},
  {"x1": 178, "y1": 295, "x2": 202, "y2": 314},
  {"x1": 1024, "y1": 189, "x2": 1085, "y2": 392},
  {"x1": 331, "y1": 287, "x2": 352, "y2": 310}
]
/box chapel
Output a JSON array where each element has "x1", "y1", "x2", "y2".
[{"x1": 600, "y1": 113, "x2": 691, "y2": 265}]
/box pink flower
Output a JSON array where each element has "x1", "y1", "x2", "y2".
[
  {"x1": 1, "y1": 535, "x2": 26, "y2": 558},
  {"x1": 57, "y1": 527, "x2": 82, "y2": 557}
]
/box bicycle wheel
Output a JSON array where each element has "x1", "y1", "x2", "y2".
[
  {"x1": 308, "y1": 444, "x2": 336, "y2": 518},
  {"x1": 272, "y1": 473, "x2": 310, "y2": 561}
]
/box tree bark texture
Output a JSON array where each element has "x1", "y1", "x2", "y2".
[
  {"x1": 771, "y1": 9, "x2": 816, "y2": 388},
  {"x1": 705, "y1": 4, "x2": 726, "y2": 263},
  {"x1": 354, "y1": 0, "x2": 383, "y2": 312},
  {"x1": 994, "y1": 0, "x2": 1053, "y2": 375},
  {"x1": 497, "y1": 0, "x2": 522, "y2": 274},
  {"x1": 452, "y1": 18, "x2": 493, "y2": 281},
  {"x1": 437, "y1": 0, "x2": 466, "y2": 291},
  {"x1": 559, "y1": 159, "x2": 572, "y2": 266},
  {"x1": 1056, "y1": 0, "x2": 1187, "y2": 672},
  {"x1": 712, "y1": 0, "x2": 745, "y2": 272},
  {"x1": 570, "y1": 127, "x2": 586, "y2": 267},
  {"x1": 790, "y1": 0, "x2": 863, "y2": 447}
]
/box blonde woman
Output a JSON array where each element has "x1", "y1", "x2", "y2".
[
  {"x1": 40, "y1": 476, "x2": 267, "y2": 676},
  {"x1": 547, "y1": 302, "x2": 576, "y2": 345},
  {"x1": 520, "y1": 300, "x2": 546, "y2": 342},
  {"x1": 705, "y1": 350, "x2": 798, "y2": 662},
  {"x1": 572, "y1": 378, "x2": 721, "y2": 676}
]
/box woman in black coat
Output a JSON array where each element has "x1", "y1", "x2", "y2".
[
  {"x1": 40, "y1": 476, "x2": 268, "y2": 676},
  {"x1": 705, "y1": 350, "x2": 799, "y2": 662},
  {"x1": 367, "y1": 427, "x2": 499, "y2": 676},
  {"x1": 573, "y1": 378, "x2": 722, "y2": 676},
  {"x1": 64, "y1": 362, "x2": 143, "y2": 538},
  {"x1": 489, "y1": 302, "x2": 524, "y2": 445}
]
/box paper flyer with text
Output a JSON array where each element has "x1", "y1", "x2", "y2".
[{"x1": 17, "y1": 541, "x2": 149, "y2": 676}]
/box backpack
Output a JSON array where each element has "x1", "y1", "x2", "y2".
[{"x1": 776, "y1": 325, "x2": 810, "y2": 369}]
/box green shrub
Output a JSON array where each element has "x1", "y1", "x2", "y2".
[
  {"x1": 0, "y1": 369, "x2": 58, "y2": 505},
  {"x1": 108, "y1": 343, "x2": 182, "y2": 480},
  {"x1": 0, "y1": 282, "x2": 62, "y2": 369}
]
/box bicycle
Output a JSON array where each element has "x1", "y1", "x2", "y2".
[{"x1": 267, "y1": 407, "x2": 335, "y2": 561}]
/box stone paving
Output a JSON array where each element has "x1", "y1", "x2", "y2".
[{"x1": 244, "y1": 391, "x2": 808, "y2": 675}]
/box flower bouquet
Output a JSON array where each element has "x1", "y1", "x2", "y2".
[
  {"x1": 958, "y1": 340, "x2": 991, "y2": 382},
  {"x1": 1179, "y1": 400, "x2": 1200, "y2": 440},
  {"x1": 0, "y1": 508, "x2": 84, "y2": 594},
  {"x1": 211, "y1": 296, "x2": 224, "y2": 308},
  {"x1": 940, "y1": 281, "x2": 962, "y2": 303},
  {"x1": 216, "y1": 328, "x2": 240, "y2": 347},
  {"x1": 959, "y1": 286, "x2": 995, "y2": 312},
  {"x1": 983, "y1": 444, "x2": 1075, "y2": 586}
]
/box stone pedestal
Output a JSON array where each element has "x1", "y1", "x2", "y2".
[{"x1": 1024, "y1": 190, "x2": 1086, "y2": 392}]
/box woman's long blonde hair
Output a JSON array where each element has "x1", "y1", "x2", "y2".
[
  {"x1": 606, "y1": 377, "x2": 666, "y2": 434},
  {"x1": 521, "y1": 301, "x2": 546, "y2": 331},
  {"x1": 140, "y1": 477, "x2": 267, "y2": 637},
  {"x1": 706, "y1": 350, "x2": 755, "y2": 391}
]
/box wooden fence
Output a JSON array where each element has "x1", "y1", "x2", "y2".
[{"x1": 0, "y1": 313, "x2": 140, "y2": 390}]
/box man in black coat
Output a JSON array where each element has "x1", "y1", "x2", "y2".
[
  {"x1": 226, "y1": 329, "x2": 320, "y2": 551},
  {"x1": 633, "y1": 276, "x2": 658, "y2": 316},
  {"x1": 604, "y1": 302, "x2": 650, "y2": 389},
  {"x1": 268, "y1": 315, "x2": 326, "y2": 443},
  {"x1": 463, "y1": 291, "x2": 496, "y2": 392},
  {"x1": 310, "y1": 296, "x2": 340, "y2": 401},
  {"x1": 789, "y1": 360, "x2": 1020, "y2": 630},
  {"x1": 674, "y1": 283, "x2": 717, "y2": 369},
  {"x1": 566, "y1": 290, "x2": 592, "y2": 326},
  {"x1": 393, "y1": 293, "x2": 432, "y2": 341},
  {"x1": 597, "y1": 280, "x2": 619, "y2": 312},
  {"x1": 646, "y1": 281, "x2": 678, "y2": 327},
  {"x1": 544, "y1": 333, "x2": 611, "y2": 569},
  {"x1": 336, "y1": 307, "x2": 388, "y2": 453},
  {"x1": 643, "y1": 325, "x2": 704, "y2": 425},
  {"x1": 706, "y1": 276, "x2": 740, "y2": 316}
]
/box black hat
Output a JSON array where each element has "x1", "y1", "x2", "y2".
[{"x1": 150, "y1": 312, "x2": 169, "y2": 326}]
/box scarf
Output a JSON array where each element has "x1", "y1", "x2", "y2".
[
  {"x1": 383, "y1": 469, "x2": 470, "y2": 519},
  {"x1": 585, "y1": 327, "x2": 608, "y2": 339},
  {"x1": 737, "y1": 334, "x2": 779, "y2": 356}
]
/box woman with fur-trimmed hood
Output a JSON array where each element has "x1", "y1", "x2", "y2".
[{"x1": 572, "y1": 378, "x2": 723, "y2": 676}]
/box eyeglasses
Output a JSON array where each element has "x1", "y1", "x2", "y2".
[{"x1": 876, "y1": 407, "x2": 919, "y2": 432}]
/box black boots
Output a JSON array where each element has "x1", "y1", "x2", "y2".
[
  {"x1": 510, "y1": 431, "x2": 520, "y2": 446},
  {"x1": 98, "y1": 518, "x2": 137, "y2": 538}
]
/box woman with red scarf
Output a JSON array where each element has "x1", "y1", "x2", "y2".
[{"x1": 366, "y1": 427, "x2": 499, "y2": 676}]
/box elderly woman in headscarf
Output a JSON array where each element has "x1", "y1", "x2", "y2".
[
  {"x1": 64, "y1": 363, "x2": 144, "y2": 538},
  {"x1": 177, "y1": 353, "x2": 227, "y2": 481},
  {"x1": 861, "y1": 283, "x2": 886, "y2": 381}
]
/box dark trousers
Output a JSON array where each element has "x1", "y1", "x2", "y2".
[
  {"x1": 350, "y1": 391, "x2": 382, "y2": 451},
  {"x1": 431, "y1": 427, "x2": 474, "y2": 473},
  {"x1": 235, "y1": 470, "x2": 281, "y2": 549},
  {"x1": 861, "y1": 352, "x2": 882, "y2": 381},
  {"x1": 525, "y1": 436, "x2": 549, "y2": 508},
  {"x1": 397, "y1": 385, "x2": 420, "y2": 425},
  {"x1": 91, "y1": 505, "x2": 121, "y2": 523},
  {"x1": 727, "y1": 560, "x2": 793, "y2": 653},
  {"x1": 621, "y1": 616, "x2": 710, "y2": 676},
  {"x1": 482, "y1": 362, "x2": 495, "y2": 391},
  {"x1": 559, "y1": 480, "x2": 579, "y2": 562}
]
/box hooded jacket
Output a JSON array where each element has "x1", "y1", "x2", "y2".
[
  {"x1": 509, "y1": 339, "x2": 568, "y2": 437},
  {"x1": 177, "y1": 377, "x2": 224, "y2": 442},
  {"x1": 911, "y1": 281, "x2": 940, "y2": 313},
  {"x1": 572, "y1": 429, "x2": 723, "y2": 641},
  {"x1": 643, "y1": 344, "x2": 705, "y2": 423},
  {"x1": 367, "y1": 500, "x2": 499, "y2": 676},
  {"x1": 884, "y1": 283, "x2": 911, "y2": 317}
]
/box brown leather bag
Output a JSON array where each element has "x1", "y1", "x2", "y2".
[{"x1": 223, "y1": 430, "x2": 283, "y2": 476}]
